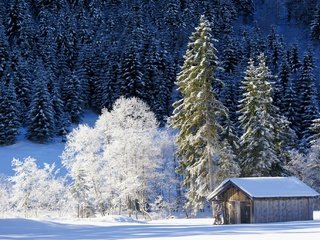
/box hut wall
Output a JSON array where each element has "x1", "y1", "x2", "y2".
[
  {"x1": 253, "y1": 197, "x2": 314, "y2": 223},
  {"x1": 225, "y1": 187, "x2": 250, "y2": 201}
]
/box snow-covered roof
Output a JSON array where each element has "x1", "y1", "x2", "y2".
[{"x1": 208, "y1": 177, "x2": 319, "y2": 200}]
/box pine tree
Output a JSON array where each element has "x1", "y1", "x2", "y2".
[
  {"x1": 222, "y1": 36, "x2": 239, "y2": 74},
  {"x1": 290, "y1": 45, "x2": 301, "y2": 73},
  {"x1": 10, "y1": 52, "x2": 32, "y2": 123},
  {"x1": 310, "y1": 6, "x2": 320, "y2": 40},
  {"x1": 62, "y1": 73, "x2": 83, "y2": 123},
  {"x1": 51, "y1": 82, "x2": 68, "y2": 136},
  {"x1": 273, "y1": 59, "x2": 290, "y2": 112},
  {"x1": 239, "y1": 54, "x2": 290, "y2": 177},
  {"x1": 171, "y1": 16, "x2": 227, "y2": 211},
  {"x1": 217, "y1": 140, "x2": 240, "y2": 183},
  {"x1": 27, "y1": 63, "x2": 54, "y2": 143},
  {"x1": 120, "y1": 46, "x2": 145, "y2": 100},
  {"x1": 0, "y1": 23, "x2": 10, "y2": 81},
  {"x1": 0, "y1": 79, "x2": 19, "y2": 145},
  {"x1": 294, "y1": 55, "x2": 319, "y2": 148}
]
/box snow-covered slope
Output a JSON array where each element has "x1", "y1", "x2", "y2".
[
  {"x1": 0, "y1": 214, "x2": 319, "y2": 240},
  {"x1": 0, "y1": 111, "x2": 98, "y2": 176}
]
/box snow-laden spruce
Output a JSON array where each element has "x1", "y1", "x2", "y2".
[
  {"x1": 171, "y1": 16, "x2": 238, "y2": 212},
  {"x1": 239, "y1": 54, "x2": 293, "y2": 177}
]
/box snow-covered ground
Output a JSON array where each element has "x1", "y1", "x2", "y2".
[
  {"x1": 0, "y1": 213, "x2": 319, "y2": 240},
  {"x1": 0, "y1": 111, "x2": 98, "y2": 176}
]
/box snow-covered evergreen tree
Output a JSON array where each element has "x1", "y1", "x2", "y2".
[
  {"x1": 0, "y1": 23, "x2": 10, "y2": 81},
  {"x1": 171, "y1": 16, "x2": 227, "y2": 211},
  {"x1": 27, "y1": 63, "x2": 54, "y2": 143},
  {"x1": 62, "y1": 73, "x2": 83, "y2": 123},
  {"x1": 294, "y1": 54, "x2": 319, "y2": 148},
  {"x1": 120, "y1": 46, "x2": 145, "y2": 100},
  {"x1": 217, "y1": 140, "x2": 240, "y2": 183},
  {"x1": 290, "y1": 45, "x2": 301, "y2": 73},
  {"x1": 310, "y1": 6, "x2": 320, "y2": 40},
  {"x1": 239, "y1": 54, "x2": 291, "y2": 177},
  {"x1": 0, "y1": 79, "x2": 19, "y2": 145}
]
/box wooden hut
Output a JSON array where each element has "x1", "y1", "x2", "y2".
[{"x1": 207, "y1": 177, "x2": 319, "y2": 224}]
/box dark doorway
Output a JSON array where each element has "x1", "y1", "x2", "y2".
[{"x1": 240, "y1": 201, "x2": 251, "y2": 223}]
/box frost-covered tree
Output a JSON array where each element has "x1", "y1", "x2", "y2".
[
  {"x1": 171, "y1": 16, "x2": 227, "y2": 211},
  {"x1": 305, "y1": 139, "x2": 320, "y2": 193},
  {"x1": 239, "y1": 54, "x2": 291, "y2": 177},
  {"x1": 101, "y1": 97, "x2": 161, "y2": 217},
  {"x1": 285, "y1": 150, "x2": 306, "y2": 180},
  {"x1": 10, "y1": 157, "x2": 64, "y2": 217},
  {"x1": 0, "y1": 178, "x2": 10, "y2": 216},
  {"x1": 62, "y1": 124, "x2": 104, "y2": 216}
]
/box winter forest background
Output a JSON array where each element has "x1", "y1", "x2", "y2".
[{"x1": 0, "y1": 0, "x2": 320, "y2": 219}]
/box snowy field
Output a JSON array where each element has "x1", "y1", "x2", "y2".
[
  {"x1": 0, "y1": 111, "x2": 98, "y2": 176},
  {"x1": 0, "y1": 213, "x2": 319, "y2": 240}
]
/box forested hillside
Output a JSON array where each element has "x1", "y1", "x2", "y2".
[
  {"x1": 0, "y1": 0, "x2": 320, "y2": 217},
  {"x1": 0, "y1": 0, "x2": 319, "y2": 143}
]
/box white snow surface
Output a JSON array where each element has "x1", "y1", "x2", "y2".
[
  {"x1": 209, "y1": 177, "x2": 319, "y2": 199},
  {"x1": 0, "y1": 111, "x2": 98, "y2": 176},
  {"x1": 0, "y1": 213, "x2": 319, "y2": 240}
]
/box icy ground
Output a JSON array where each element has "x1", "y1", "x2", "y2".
[{"x1": 0, "y1": 213, "x2": 319, "y2": 240}]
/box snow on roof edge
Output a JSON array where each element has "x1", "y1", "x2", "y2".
[{"x1": 208, "y1": 177, "x2": 320, "y2": 200}]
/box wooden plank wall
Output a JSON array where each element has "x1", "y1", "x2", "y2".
[
  {"x1": 225, "y1": 187, "x2": 250, "y2": 201},
  {"x1": 253, "y1": 198, "x2": 313, "y2": 223}
]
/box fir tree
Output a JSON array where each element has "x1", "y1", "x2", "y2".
[
  {"x1": 222, "y1": 36, "x2": 239, "y2": 74},
  {"x1": 51, "y1": 83, "x2": 67, "y2": 136},
  {"x1": 217, "y1": 140, "x2": 240, "y2": 183},
  {"x1": 0, "y1": 23, "x2": 10, "y2": 81},
  {"x1": 62, "y1": 73, "x2": 83, "y2": 123},
  {"x1": 239, "y1": 54, "x2": 290, "y2": 177},
  {"x1": 294, "y1": 55, "x2": 319, "y2": 148},
  {"x1": 273, "y1": 59, "x2": 290, "y2": 112},
  {"x1": 283, "y1": 83, "x2": 299, "y2": 135},
  {"x1": 310, "y1": 6, "x2": 320, "y2": 40},
  {"x1": 27, "y1": 63, "x2": 54, "y2": 143},
  {"x1": 290, "y1": 45, "x2": 301, "y2": 73},
  {"x1": 0, "y1": 79, "x2": 19, "y2": 145},
  {"x1": 120, "y1": 46, "x2": 145, "y2": 100},
  {"x1": 171, "y1": 16, "x2": 227, "y2": 211}
]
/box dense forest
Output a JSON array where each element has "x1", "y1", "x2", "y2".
[
  {"x1": 0, "y1": 0, "x2": 320, "y2": 217},
  {"x1": 0, "y1": 0, "x2": 319, "y2": 143}
]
